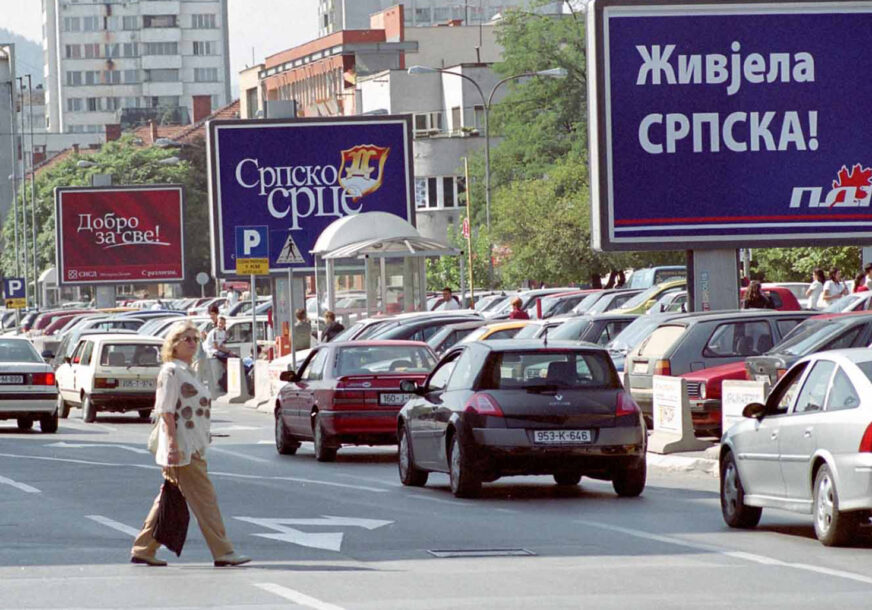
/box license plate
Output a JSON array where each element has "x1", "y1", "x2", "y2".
[
  {"x1": 379, "y1": 392, "x2": 414, "y2": 406},
  {"x1": 533, "y1": 429, "x2": 592, "y2": 444},
  {"x1": 119, "y1": 379, "x2": 155, "y2": 390},
  {"x1": 632, "y1": 361, "x2": 648, "y2": 374},
  {"x1": 0, "y1": 375, "x2": 23, "y2": 384}
]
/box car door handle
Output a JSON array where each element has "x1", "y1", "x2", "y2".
[
  {"x1": 770, "y1": 431, "x2": 778, "y2": 440},
  {"x1": 804, "y1": 427, "x2": 813, "y2": 438}
]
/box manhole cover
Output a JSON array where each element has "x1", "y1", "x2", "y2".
[{"x1": 427, "y1": 548, "x2": 535, "y2": 558}]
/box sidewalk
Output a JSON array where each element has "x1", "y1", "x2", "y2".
[{"x1": 646, "y1": 443, "x2": 720, "y2": 476}]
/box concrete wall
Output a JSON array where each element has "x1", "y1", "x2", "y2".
[
  {"x1": 0, "y1": 46, "x2": 16, "y2": 220},
  {"x1": 405, "y1": 25, "x2": 501, "y2": 68}
]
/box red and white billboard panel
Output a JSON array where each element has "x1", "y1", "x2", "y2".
[{"x1": 55, "y1": 185, "x2": 185, "y2": 285}]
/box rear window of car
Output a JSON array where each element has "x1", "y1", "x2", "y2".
[
  {"x1": 0, "y1": 339, "x2": 42, "y2": 363},
  {"x1": 480, "y1": 350, "x2": 619, "y2": 390},
  {"x1": 638, "y1": 325, "x2": 686, "y2": 357},
  {"x1": 703, "y1": 321, "x2": 772, "y2": 357},
  {"x1": 551, "y1": 318, "x2": 593, "y2": 341},
  {"x1": 100, "y1": 344, "x2": 160, "y2": 367},
  {"x1": 335, "y1": 345, "x2": 436, "y2": 376}
]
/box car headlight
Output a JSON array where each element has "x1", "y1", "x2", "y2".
[{"x1": 699, "y1": 382, "x2": 707, "y2": 400}]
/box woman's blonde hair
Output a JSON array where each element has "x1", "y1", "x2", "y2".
[{"x1": 161, "y1": 321, "x2": 199, "y2": 363}]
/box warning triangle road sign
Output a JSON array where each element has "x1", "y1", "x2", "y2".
[{"x1": 276, "y1": 234, "x2": 306, "y2": 264}]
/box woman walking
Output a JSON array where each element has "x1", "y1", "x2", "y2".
[
  {"x1": 131, "y1": 321, "x2": 250, "y2": 567},
  {"x1": 805, "y1": 268, "x2": 825, "y2": 309},
  {"x1": 821, "y1": 267, "x2": 849, "y2": 305}
]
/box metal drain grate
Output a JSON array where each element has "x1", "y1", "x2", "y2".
[{"x1": 427, "y1": 548, "x2": 536, "y2": 558}]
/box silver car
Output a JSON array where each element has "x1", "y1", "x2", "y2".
[{"x1": 720, "y1": 348, "x2": 872, "y2": 546}]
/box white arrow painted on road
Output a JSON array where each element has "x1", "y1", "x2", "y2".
[
  {"x1": 46, "y1": 442, "x2": 150, "y2": 455},
  {"x1": 235, "y1": 516, "x2": 393, "y2": 552}
]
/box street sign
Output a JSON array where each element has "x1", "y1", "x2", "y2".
[
  {"x1": 195, "y1": 272, "x2": 210, "y2": 286},
  {"x1": 3, "y1": 278, "x2": 25, "y2": 309},
  {"x1": 588, "y1": 0, "x2": 872, "y2": 251},
  {"x1": 235, "y1": 226, "x2": 269, "y2": 276},
  {"x1": 207, "y1": 116, "x2": 414, "y2": 276},
  {"x1": 55, "y1": 185, "x2": 185, "y2": 284}
]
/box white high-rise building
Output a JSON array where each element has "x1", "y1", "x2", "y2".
[
  {"x1": 42, "y1": 0, "x2": 232, "y2": 134},
  {"x1": 318, "y1": 0, "x2": 563, "y2": 36}
]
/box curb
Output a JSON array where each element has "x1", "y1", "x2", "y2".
[{"x1": 646, "y1": 446, "x2": 719, "y2": 477}]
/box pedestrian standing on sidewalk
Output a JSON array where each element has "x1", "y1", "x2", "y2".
[
  {"x1": 821, "y1": 267, "x2": 849, "y2": 305},
  {"x1": 131, "y1": 321, "x2": 250, "y2": 568},
  {"x1": 322, "y1": 311, "x2": 345, "y2": 342},
  {"x1": 293, "y1": 308, "x2": 312, "y2": 351},
  {"x1": 805, "y1": 268, "x2": 825, "y2": 309}
]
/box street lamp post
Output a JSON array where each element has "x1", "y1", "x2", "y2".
[
  {"x1": 15, "y1": 77, "x2": 30, "y2": 308},
  {"x1": 26, "y1": 74, "x2": 38, "y2": 308},
  {"x1": 407, "y1": 65, "x2": 566, "y2": 289}
]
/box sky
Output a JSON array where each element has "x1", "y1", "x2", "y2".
[{"x1": 0, "y1": 0, "x2": 319, "y2": 89}]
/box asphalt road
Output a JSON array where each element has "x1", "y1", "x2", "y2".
[{"x1": 2, "y1": 402, "x2": 872, "y2": 609}]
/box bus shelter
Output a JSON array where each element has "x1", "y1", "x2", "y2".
[{"x1": 311, "y1": 212, "x2": 462, "y2": 319}]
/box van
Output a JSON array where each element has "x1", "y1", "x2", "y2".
[{"x1": 627, "y1": 266, "x2": 686, "y2": 290}]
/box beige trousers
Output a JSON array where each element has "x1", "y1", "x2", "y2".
[{"x1": 131, "y1": 453, "x2": 234, "y2": 560}]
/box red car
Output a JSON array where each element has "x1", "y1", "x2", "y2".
[
  {"x1": 679, "y1": 361, "x2": 747, "y2": 436},
  {"x1": 739, "y1": 284, "x2": 801, "y2": 311},
  {"x1": 274, "y1": 340, "x2": 438, "y2": 461}
]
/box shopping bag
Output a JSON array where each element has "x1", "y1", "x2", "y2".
[{"x1": 152, "y1": 479, "x2": 189, "y2": 557}]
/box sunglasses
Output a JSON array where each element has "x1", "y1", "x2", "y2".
[{"x1": 180, "y1": 335, "x2": 200, "y2": 345}]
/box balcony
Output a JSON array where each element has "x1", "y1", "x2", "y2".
[
  {"x1": 140, "y1": 2, "x2": 182, "y2": 17},
  {"x1": 140, "y1": 27, "x2": 181, "y2": 44},
  {"x1": 120, "y1": 105, "x2": 190, "y2": 130},
  {"x1": 141, "y1": 81, "x2": 183, "y2": 97},
  {"x1": 141, "y1": 54, "x2": 182, "y2": 70}
]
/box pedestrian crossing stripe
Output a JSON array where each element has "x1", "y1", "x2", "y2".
[{"x1": 276, "y1": 234, "x2": 305, "y2": 264}]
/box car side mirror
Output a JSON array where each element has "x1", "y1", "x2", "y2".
[
  {"x1": 279, "y1": 370, "x2": 299, "y2": 382},
  {"x1": 742, "y1": 402, "x2": 766, "y2": 420},
  {"x1": 399, "y1": 379, "x2": 421, "y2": 394}
]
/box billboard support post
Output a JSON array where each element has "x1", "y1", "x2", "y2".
[
  {"x1": 91, "y1": 174, "x2": 114, "y2": 309},
  {"x1": 288, "y1": 268, "x2": 296, "y2": 371},
  {"x1": 251, "y1": 274, "x2": 257, "y2": 360}
]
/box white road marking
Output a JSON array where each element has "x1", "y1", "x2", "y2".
[
  {"x1": 209, "y1": 447, "x2": 271, "y2": 463},
  {"x1": 257, "y1": 440, "x2": 273, "y2": 445},
  {"x1": 86, "y1": 515, "x2": 138, "y2": 537},
  {"x1": 46, "y1": 441, "x2": 150, "y2": 455},
  {"x1": 494, "y1": 508, "x2": 519, "y2": 514},
  {"x1": 577, "y1": 519, "x2": 872, "y2": 586},
  {"x1": 254, "y1": 582, "x2": 345, "y2": 610},
  {"x1": 236, "y1": 516, "x2": 393, "y2": 552},
  {"x1": 405, "y1": 493, "x2": 462, "y2": 506},
  {"x1": 210, "y1": 425, "x2": 261, "y2": 432},
  {"x1": 0, "y1": 475, "x2": 40, "y2": 493},
  {"x1": 62, "y1": 420, "x2": 118, "y2": 433}
]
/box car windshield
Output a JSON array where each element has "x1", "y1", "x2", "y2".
[
  {"x1": 479, "y1": 350, "x2": 619, "y2": 390},
  {"x1": 823, "y1": 294, "x2": 861, "y2": 312},
  {"x1": 330, "y1": 321, "x2": 366, "y2": 342},
  {"x1": 514, "y1": 323, "x2": 545, "y2": 339},
  {"x1": 0, "y1": 339, "x2": 42, "y2": 363},
  {"x1": 571, "y1": 292, "x2": 605, "y2": 314},
  {"x1": 628, "y1": 269, "x2": 654, "y2": 289},
  {"x1": 620, "y1": 284, "x2": 671, "y2": 310},
  {"x1": 773, "y1": 319, "x2": 845, "y2": 356},
  {"x1": 550, "y1": 317, "x2": 593, "y2": 341},
  {"x1": 335, "y1": 345, "x2": 436, "y2": 375},
  {"x1": 100, "y1": 343, "x2": 161, "y2": 367}
]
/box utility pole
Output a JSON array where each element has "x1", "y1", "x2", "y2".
[
  {"x1": 7, "y1": 83, "x2": 20, "y2": 277},
  {"x1": 16, "y1": 77, "x2": 29, "y2": 308},
  {"x1": 26, "y1": 74, "x2": 38, "y2": 308}
]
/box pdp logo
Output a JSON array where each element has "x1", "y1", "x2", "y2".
[
  {"x1": 790, "y1": 163, "x2": 872, "y2": 209},
  {"x1": 68, "y1": 270, "x2": 78, "y2": 280}
]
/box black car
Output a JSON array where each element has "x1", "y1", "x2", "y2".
[
  {"x1": 546, "y1": 313, "x2": 638, "y2": 346},
  {"x1": 427, "y1": 320, "x2": 488, "y2": 356},
  {"x1": 396, "y1": 340, "x2": 647, "y2": 498},
  {"x1": 368, "y1": 314, "x2": 482, "y2": 342}
]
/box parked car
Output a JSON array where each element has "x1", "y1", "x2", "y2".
[
  {"x1": 396, "y1": 341, "x2": 647, "y2": 497},
  {"x1": 549, "y1": 313, "x2": 638, "y2": 347},
  {"x1": 511, "y1": 318, "x2": 568, "y2": 340},
  {"x1": 427, "y1": 320, "x2": 488, "y2": 356},
  {"x1": 647, "y1": 290, "x2": 688, "y2": 315},
  {"x1": 745, "y1": 312, "x2": 872, "y2": 385},
  {"x1": 612, "y1": 279, "x2": 687, "y2": 315},
  {"x1": 822, "y1": 291, "x2": 872, "y2": 313},
  {"x1": 55, "y1": 334, "x2": 163, "y2": 422},
  {"x1": 627, "y1": 266, "x2": 686, "y2": 289},
  {"x1": 720, "y1": 348, "x2": 872, "y2": 546},
  {"x1": 49, "y1": 329, "x2": 139, "y2": 370},
  {"x1": 529, "y1": 290, "x2": 597, "y2": 319},
  {"x1": 458, "y1": 320, "x2": 532, "y2": 344},
  {"x1": 772, "y1": 282, "x2": 811, "y2": 306},
  {"x1": 679, "y1": 360, "x2": 748, "y2": 436},
  {"x1": 584, "y1": 290, "x2": 643, "y2": 315},
  {"x1": 274, "y1": 340, "x2": 437, "y2": 460},
  {"x1": 474, "y1": 293, "x2": 513, "y2": 314},
  {"x1": 606, "y1": 312, "x2": 691, "y2": 373},
  {"x1": 740, "y1": 284, "x2": 802, "y2": 311},
  {"x1": 0, "y1": 337, "x2": 59, "y2": 433},
  {"x1": 626, "y1": 310, "x2": 813, "y2": 418},
  {"x1": 368, "y1": 314, "x2": 482, "y2": 342},
  {"x1": 485, "y1": 288, "x2": 573, "y2": 320}
]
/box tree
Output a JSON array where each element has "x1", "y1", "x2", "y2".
[
  {"x1": 0, "y1": 135, "x2": 212, "y2": 295},
  {"x1": 751, "y1": 247, "x2": 862, "y2": 282}
]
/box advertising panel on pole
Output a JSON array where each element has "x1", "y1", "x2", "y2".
[
  {"x1": 207, "y1": 116, "x2": 414, "y2": 276},
  {"x1": 55, "y1": 185, "x2": 185, "y2": 285},
  {"x1": 588, "y1": 0, "x2": 872, "y2": 251}
]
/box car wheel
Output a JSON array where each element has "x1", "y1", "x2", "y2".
[
  {"x1": 553, "y1": 471, "x2": 582, "y2": 486},
  {"x1": 16, "y1": 417, "x2": 33, "y2": 431},
  {"x1": 40, "y1": 411, "x2": 59, "y2": 434},
  {"x1": 720, "y1": 451, "x2": 762, "y2": 528},
  {"x1": 449, "y1": 434, "x2": 480, "y2": 498},
  {"x1": 275, "y1": 411, "x2": 300, "y2": 456},
  {"x1": 398, "y1": 425, "x2": 428, "y2": 487},
  {"x1": 612, "y1": 458, "x2": 646, "y2": 497},
  {"x1": 313, "y1": 413, "x2": 337, "y2": 462},
  {"x1": 82, "y1": 395, "x2": 96, "y2": 423},
  {"x1": 813, "y1": 464, "x2": 858, "y2": 546},
  {"x1": 57, "y1": 394, "x2": 70, "y2": 419}
]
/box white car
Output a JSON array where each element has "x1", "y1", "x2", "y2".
[
  {"x1": 721, "y1": 348, "x2": 872, "y2": 546},
  {"x1": 56, "y1": 334, "x2": 163, "y2": 422},
  {"x1": 0, "y1": 337, "x2": 59, "y2": 433}
]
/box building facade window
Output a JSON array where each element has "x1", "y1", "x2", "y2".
[
  {"x1": 65, "y1": 44, "x2": 81, "y2": 59},
  {"x1": 66, "y1": 71, "x2": 82, "y2": 86},
  {"x1": 193, "y1": 41, "x2": 216, "y2": 56},
  {"x1": 122, "y1": 16, "x2": 139, "y2": 30},
  {"x1": 82, "y1": 16, "x2": 101, "y2": 32},
  {"x1": 143, "y1": 42, "x2": 179, "y2": 55},
  {"x1": 443, "y1": 177, "x2": 455, "y2": 207},
  {"x1": 413, "y1": 111, "x2": 444, "y2": 136},
  {"x1": 473, "y1": 105, "x2": 485, "y2": 130},
  {"x1": 194, "y1": 67, "x2": 219, "y2": 82},
  {"x1": 63, "y1": 17, "x2": 80, "y2": 32},
  {"x1": 192, "y1": 13, "x2": 217, "y2": 29},
  {"x1": 123, "y1": 69, "x2": 139, "y2": 84},
  {"x1": 451, "y1": 106, "x2": 461, "y2": 132},
  {"x1": 105, "y1": 97, "x2": 121, "y2": 111},
  {"x1": 144, "y1": 69, "x2": 179, "y2": 82},
  {"x1": 87, "y1": 97, "x2": 101, "y2": 112},
  {"x1": 416, "y1": 176, "x2": 465, "y2": 209},
  {"x1": 415, "y1": 8, "x2": 431, "y2": 24},
  {"x1": 144, "y1": 15, "x2": 177, "y2": 28},
  {"x1": 84, "y1": 70, "x2": 100, "y2": 85},
  {"x1": 84, "y1": 43, "x2": 101, "y2": 59},
  {"x1": 66, "y1": 97, "x2": 83, "y2": 112},
  {"x1": 105, "y1": 70, "x2": 121, "y2": 84},
  {"x1": 105, "y1": 43, "x2": 120, "y2": 58},
  {"x1": 122, "y1": 43, "x2": 138, "y2": 58}
]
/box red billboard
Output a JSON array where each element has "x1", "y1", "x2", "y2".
[{"x1": 55, "y1": 185, "x2": 185, "y2": 285}]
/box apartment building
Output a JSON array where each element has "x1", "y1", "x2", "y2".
[
  {"x1": 42, "y1": 0, "x2": 232, "y2": 134},
  {"x1": 318, "y1": 0, "x2": 563, "y2": 35}
]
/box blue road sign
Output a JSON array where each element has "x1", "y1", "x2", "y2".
[
  {"x1": 235, "y1": 226, "x2": 269, "y2": 259},
  {"x1": 3, "y1": 278, "x2": 25, "y2": 299}
]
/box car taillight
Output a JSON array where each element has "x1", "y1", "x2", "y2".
[
  {"x1": 653, "y1": 359, "x2": 671, "y2": 376},
  {"x1": 776, "y1": 368, "x2": 787, "y2": 379},
  {"x1": 31, "y1": 372, "x2": 55, "y2": 385},
  {"x1": 616, "y1": 391, "x2": 640, "y2": 416},
  {"x1": 94, "y1": 377, "x2": 117, "y2": 389},
  {"x1": 859, "y1": 423, "x2": 872, "y2": 453},
  {"x1": 464, "y1": 393, "x2": 503, "y2": 417}
]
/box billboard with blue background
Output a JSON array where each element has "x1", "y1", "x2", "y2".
[
  {"x1": 588, "y1": 0, "x2": 872, "y2": 250},
  {"x1": 208, "y1": 116, "x2": 414, "y2": 275}
]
